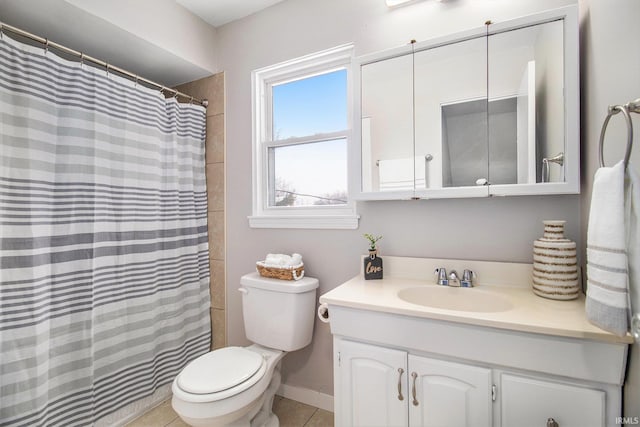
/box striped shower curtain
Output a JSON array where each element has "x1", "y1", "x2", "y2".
[{"x1": 0, "y1": 33, "x2": 211, "y2": 426}]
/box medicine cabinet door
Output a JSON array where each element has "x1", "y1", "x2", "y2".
[
  {"x1": 413, "y1": 35, "x2": 489, "y2": 199},
  {"x1": 360, "y1": 53, "x2": 415, "y2": 198}
]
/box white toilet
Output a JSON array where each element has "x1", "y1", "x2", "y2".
[{"x1": 171, "y1": 272, "x2": 319, "y2": 427}]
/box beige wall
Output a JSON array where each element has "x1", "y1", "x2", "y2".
[
  {"x1": 176, "y1": 73, "x2": 227, "y2": 350},
  {"x1": 578, "y1": 0, "x2": 640, "y2": 417},
  {"x1": 216, "y1": 0, "x2": 580, "y2": 397}
]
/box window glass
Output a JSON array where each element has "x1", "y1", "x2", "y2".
[
  {"x1": 250, "y1": 44, "x2": 357, "y2": 229},
  {"x1": 272, "y1": 69, "x2": 347, "y2": 140},
  {"x1": 269, "y1": 138, "x2": 348, "y2": 206}
]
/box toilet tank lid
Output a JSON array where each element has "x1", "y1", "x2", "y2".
[{"x1": 240, "y1": 272, "x2": 318, "y2": 293}]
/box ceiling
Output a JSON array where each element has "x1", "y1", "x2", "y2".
[
  {"x1": 0, "y1": 0, "x2": 287, "y2": 87},
  {"x1": 176, "y1": 0, "x2": 286, "y2": 28}
]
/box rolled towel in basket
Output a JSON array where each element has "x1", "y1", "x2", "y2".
[
  {"x1": 264, "y1": 253, "x2": 303, "y2": 268},
  {"x1": 291, "y1": 253, "x2": 302, "y2": 265}
]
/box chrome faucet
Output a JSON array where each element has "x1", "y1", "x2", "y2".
[
  {"x1": 434, "y1": 267, "x2": 476, "y2": 287},
  {"x1": 448, "y1": 270, "x2": 460, "y2": 287}
]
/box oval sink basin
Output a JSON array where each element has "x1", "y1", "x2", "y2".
[{"x1": 397, "y1": 286, "x2": 513, "y2": 313}]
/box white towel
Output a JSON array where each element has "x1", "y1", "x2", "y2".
[
  {"x1": 378, "y1": 157, "x2": 426, "y2": 191},
  {"x1": 625, "y1": 166, "x2": 640, "y2": 330},
  {"x1": 263, "y1": 253, "x2": 303, "y2": 268},
  {"x1": 586, "y1": 161, "x2": 631, "y2": 336}
]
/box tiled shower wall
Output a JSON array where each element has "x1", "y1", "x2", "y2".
[{"x1": 175, "y1": 72, "x2": 226, "y2": 349}]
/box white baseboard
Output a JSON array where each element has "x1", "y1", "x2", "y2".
[{"x1": 276, "y1": 383, "x2": 334, "y2": 413}]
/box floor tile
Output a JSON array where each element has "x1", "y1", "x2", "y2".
[
  {"x1": 125, "y1": 399, "x2": 177, "y2": 427},
  {"x1": 166, "y1": 416, "x2": 190, "y2": 427},
  {"x1": 304, "y1": 409, "x2": 334, "y2": 427},
  {"x1": 127, "y1": 395, "x2": 333, "y2": 427},
  {"x1": 272, "y1": 397, "x2": 317, "y2": 427}
]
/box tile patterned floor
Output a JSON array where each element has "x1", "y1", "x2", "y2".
[{"x1": 125, "y1": 395, "x2": 334, "y2": 427}]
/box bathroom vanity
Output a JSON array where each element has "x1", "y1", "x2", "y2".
[{"x1": 319, "y1": 257, "x2": 632, "y2": 427}]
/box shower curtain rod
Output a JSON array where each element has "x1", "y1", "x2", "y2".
[{"x1": 0, "y1": 21, "x2": 208, "y2": 107}]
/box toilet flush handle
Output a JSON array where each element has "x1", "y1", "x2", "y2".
[{"x1": 238, "y1": 287, "x2": 248, "y2": 294}]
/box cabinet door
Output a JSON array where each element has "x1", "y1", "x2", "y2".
[
  {"x1": 360, "y1": 53, "x2": 414, "y2": 195},
  {"x1": 413, "y1": 35, "x2": 488, "y2": 194},
  {"x1": 501, "y1": 373, "x2": 605, "y2": 427},
  {"x1": 408, "y1": 355, "x2": 492, "y2": 427},
  {"x1": 337, "y1": 340, "x2": 408, "y2": 427}
]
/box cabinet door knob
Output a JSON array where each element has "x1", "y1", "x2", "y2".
[
  {"x1": 411, "y1": 372, "x2": 419, "y2": 406},
  {"x1": 397, "y1": 368, "x2": 404, "y2": 401},
  {"x1": 547, "y1": 418, "x2": 559, "y2": 427}
]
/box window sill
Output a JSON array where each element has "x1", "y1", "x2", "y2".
[{"x1": 248, "y1": 214, "x2": 360, "y2": 230}]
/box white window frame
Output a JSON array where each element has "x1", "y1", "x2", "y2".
[{"x1": 249, "y1": 44, "x2": 359, "y2": 229}]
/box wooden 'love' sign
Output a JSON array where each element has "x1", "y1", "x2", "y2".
[{"x1": 364, "y1": 250, "x2": 383, "y2": 280}]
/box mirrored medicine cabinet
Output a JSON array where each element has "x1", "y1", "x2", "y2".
[{"x1": 353, "y1": 5, "x2": 579, "y2": 200}]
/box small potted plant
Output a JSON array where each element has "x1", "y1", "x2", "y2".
[
  {"x1": 363, "y1": 233, "x2": 383, "y2": 280},
  {"x1": 364, "y1": 233, "x2": 382, "y2": 257}
]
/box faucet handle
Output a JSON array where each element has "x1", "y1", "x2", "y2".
[
  {"x1": 434, "y1": 268, "x2": 448, "y2": 286},
  {"x1": 461, "y1": 269, "x2": 476, "y2": 287}
]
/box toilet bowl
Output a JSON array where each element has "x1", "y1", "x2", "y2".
[
  {"x1": 171, "y1": 345, "x2": 285, "y2": 427},
  {"x1": 171, "y1": 273, "x2": 319, "y2": 427}
]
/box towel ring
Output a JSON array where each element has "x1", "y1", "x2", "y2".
[{"x1": 598, "y1": 104, "x2": 633, "y2": 169}]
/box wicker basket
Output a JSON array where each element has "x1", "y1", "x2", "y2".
[{"x1": 256, "y1": 261, "x2": 305, "y2": 281}]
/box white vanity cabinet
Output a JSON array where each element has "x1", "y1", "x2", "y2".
[
  {"x1": 321, "y1": 257, "x2": 631, "y2": 427},
  {"x1": 335, "y1": 338, "x2": 610, "y2": 427},
  {"x1": 336, "y1": 340, "x2": 491, "y2": 427}
]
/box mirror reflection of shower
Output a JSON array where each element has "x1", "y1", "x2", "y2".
[{"x1": 541, "y1": 152, "x2": 564, "y2": 183}]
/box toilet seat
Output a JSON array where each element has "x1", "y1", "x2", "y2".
[{"x1": 174, "y1": 346, "x2": 267, "y2": 401}]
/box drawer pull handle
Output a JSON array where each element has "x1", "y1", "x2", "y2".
[
  {"x1": 397, "y1": 368, "x2": 404, "y2": 401},
  {"x1": 411, "y1": 372, "x2": 419, "y2": 406}
]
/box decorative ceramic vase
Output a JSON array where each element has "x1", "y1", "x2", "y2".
[
  {"x1": 532, "y1": 220, "x2": 579, "y2": 300},
  {"x1": 364, "y1": 250, "x2": 383, "y2": 280}
]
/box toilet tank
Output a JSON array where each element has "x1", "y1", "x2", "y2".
[{"x1": 240, "y1": 272, "x2": 319, "y2": 352}]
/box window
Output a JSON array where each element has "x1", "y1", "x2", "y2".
[{"x1": 250, "y1": 45, "x2": 359, "y2": 229}]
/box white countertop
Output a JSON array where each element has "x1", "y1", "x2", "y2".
[{"x1": 320, "y1": 274, "x2": 634, "y2": 345}]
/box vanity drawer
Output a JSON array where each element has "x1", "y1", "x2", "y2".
[{"x1": 500, "y1": 373, "x2": 605, "y2": 427}]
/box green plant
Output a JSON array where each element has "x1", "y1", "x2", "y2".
[{"x1": 364, "y1": 233, "x2": 383, "y2": 251}]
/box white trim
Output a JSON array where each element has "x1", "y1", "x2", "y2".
[
  {"x1": 267, "y1": 131, "x2": 348, "y2": 148},
  {"x1": 251, "y1": 44, "x2": 359, "y2": 229},
  {"x1": 256, "y1": 44, "x2": 354, "y2": 85},
  {"x1": 276, "y1": 383, "x2": 334, "y2": 413},
  {"x1": 416, "y1": 186, "x2": 489, "y2": 199},
  {"x1": 488, "y1": 181, "x2": 578, "y2": 196}
]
